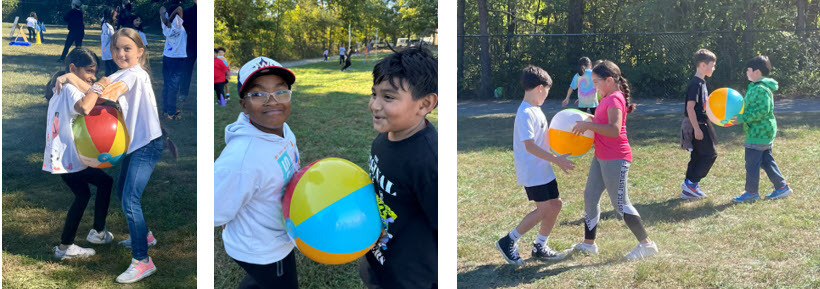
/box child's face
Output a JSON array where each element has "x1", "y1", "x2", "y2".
[
  {"x1": 699, "y1": 61, "x2": 716, "y2": 77},
  {"x1": 240, "y1": 74, "x2": 291, "y2": 134},
  {"x1": 369, "y1": 78, "x2": 427, "y2": 136},
  {"x1": 218, "y1": 51, "x2": 226, "y2": 57},
  {"x1": 112, "y1": 35, "x2": 144, "y2": 69},
  {"x1": 746, "y1": 67, "x2": 762, "y2": 81},
  {"x1": 133, "y1": 17, "x2": 142, "y2": 27},
  {"x1": 69, "y1": 63, "x2": 97, "y2": 84}
]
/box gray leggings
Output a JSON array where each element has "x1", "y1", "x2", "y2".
[{"x1": 583, "y1": 157, "x2": 646, "y2": 241}]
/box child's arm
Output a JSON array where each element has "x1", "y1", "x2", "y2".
[
  {"x1": 523, "y1": 139, "x2": 575, "y2": 173},
  {"x1": 159, "y1": 7, "x2": 171, "y2": 28},
  {"x1": 572, "y1": 106, "x2": 622, "y2": 138},
  {"x1": 686, "y1": 100, "x2": 703, "y2": 140},
  {"x1": 214, "y1": 167, "x2": 257, "y2": 227},
  {"x1": 563, "y1": 87, "x2": 573, "y2": 107},
  {"x1": 737, "y1": 87, "x2": 769, "y2": 124},
  {"x1": 73, "y1": 77, "x2": 110, "y2": 114}
]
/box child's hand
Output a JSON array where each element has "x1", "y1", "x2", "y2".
[
  {"x1": 562, "y1": 98, "x2": 569, "y2": 107},
  {"x1": 694, "y1": 127, "x2": 704, "y2": 140},
  {"x1": 575, "y1": 99, "x2": 579, "y2": 105},
  {"x1": 54, "y1": 73, "x2": 74, "y2": 94},
  {"x1": 725, "y1": 115, "x2": 738, "y2": 127},
  {"x1": 554, "y1": 153, "x2": 575, "y2": 173},
  {"x1": 97, "y1": 77, "x2": 112, "y2": 87},
  {"x1": 572, "y1": 121, "x2": 590, "y2": 135}
]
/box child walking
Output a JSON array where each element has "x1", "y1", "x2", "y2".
[
  {"x1": 26, "y1": 12, "x2": 38, "y2": 40},
  {"x1": 45, "y1": 47, "x2": 115, "y2": 260},
  {"x1": 570, "y1": 60, "x2": 658, "y2": 260},
  {"x1": 732, "y1": 55, "x2": 793, "y2": 202},
  {"x1": 101, "y1": 8, "x2": 118, "y2": 75},
  {"x1": 496, "y1": 65, "x2": 575, "y2": 265},
  {"x1": 214, "y1": 48, "x2": 230, "y2": 105},
  {"x1": 562, "y1": 57, "x2": 598, "y2": 114},
  {"x1": 680, "y1": 49, "x2": 718, "y2": 199},
  {"x1": 216, "y1": 47, "x2": 231, "y2": 100}
]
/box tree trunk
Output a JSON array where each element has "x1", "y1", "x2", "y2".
[
  {"x1": 567, "y1": 0, "x2": 584, "y2": 63},
  {"x1": 477, "y1": 0, "x2": 493, "y2": 99},
  {"x1": 744, "y1": 0, "x2": 755, "y2": 56},
  {"x1": 809, "y1": 0, "x2": 819, "y2": 28},
  {"x1": 457, "y1": 0, "x2": 465, "y2": 93},
  {"x1": 797, "y1": 0, "x2": 807, "y2": 38}
]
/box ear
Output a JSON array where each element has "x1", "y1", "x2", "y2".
[
  {"x1": 68, "y1": 63, "x2": 77, "y2": 73},
  {"x1": 137, "y1": 47, "x2": 145, "y2": 58},
  {"x1": 239, "y1": 98, "x2": 249, "y2": 113},
  {"x1": 417, "y1": 92, "x2": 438, "y2": 116}
]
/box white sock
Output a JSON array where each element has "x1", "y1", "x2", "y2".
[
  {"x1": 535, "y1": 233, "x2": 548, "y2": 245},
  {"x1": 508, "y1": 228, "x2": 522, "y2": 242}
]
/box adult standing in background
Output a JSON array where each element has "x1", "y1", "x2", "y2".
[
  {"x1": 58, "y1": 0, "x2": 85, "y2": 62},
  {"x1": 179, "y1": 0, "x2": 197, "y2": 104}
]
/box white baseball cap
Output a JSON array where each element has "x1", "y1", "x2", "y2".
[{"x1": 237, "y1": 56, "x2": 296, "y2": 95}]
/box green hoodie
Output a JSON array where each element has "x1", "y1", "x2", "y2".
[{"x1": 737, "y1": 77, "x2": 778, "y2": 144}]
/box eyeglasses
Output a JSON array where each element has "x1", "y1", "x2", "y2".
[{"x1": 245, "y1": 90, "x2": 292, "y2": 104}]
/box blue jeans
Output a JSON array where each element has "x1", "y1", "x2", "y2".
[
  {"x1": 179, "y1": 55, "x2": 196, "y2": 100},
  {"x1": 162, "y1": 56, "x2": 185, "y2": 115},
  {"x1": 745, "y1": 147, "x2": 787, "y2": 194},
  {"x1": 117, "y1": 137, "x2": 163, "y2": 260}
]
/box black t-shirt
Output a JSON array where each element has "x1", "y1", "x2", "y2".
[
  {"x1": 684, "y1": 75, "x2": 708, "y2": 122},
  {"x1": 365, "y1": 120, "x2": 437, "y2": 289},
  {"x1": 64, "y1": 9, "x2": 84, "y2": 33}
]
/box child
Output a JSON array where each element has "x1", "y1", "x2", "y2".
[
  {"x1": 562, "y1": 57, "x2": 599, "y2": 114},
  {"x1": 214, "y1": 48, "x2": 230, "y2": 105},
  {"x1": 214, "y1": 56, "x2": 300, "y2": 288},
  {"x1": 359, "y1": 46, "x2": 438, "y2": 289},
  {"x1": 216, "y1": 47, "x2": 231, "y2": 100},
  {"x1": 56, "y1": 28, "x2": 162, "y2": 283},
  {"x1": 44, "y1": 47, "x2": 115, "y2": 260},
  {"x1": 680, "y1": 49, "x2": 717, "y2": 199},
  {"x1": 339, "y1": 46, "x2": 346, "y2": 65},
  {"x1": 732, "y1": 55, "x2": 793, "y2": 202},
  {"x1": 159, "y1": 5, "x2": 187, "y2": 119},
  {"x1": 571, "y1": 60, "x2": 658, "y2": 260},
  {"x1": 26, "y1": 12, "x2": 38, "y2": 40},
  {"x1": 132, "y1": 16, "x2": 148, "y2": 47},
  {"x1": 341, "y1": 50, "x2": 353, "y2": 72},
  {"x1": 495, "y1": 65, "x2": 575, "y2": 265},
  {"x1": 101, "y1": 8, "x2": 118, "y2": 75},
  {"x1": 323, "y1": 48, "x2": 329, "y2": 61}
]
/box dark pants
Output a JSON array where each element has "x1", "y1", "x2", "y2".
[
  {"x1": 339, "y1": 55, "x2": 345, "y2": 65},
  {"x1": 103, "y1": 60, "x2": 119, "y2": 76},
  {"x1": 745, "y1": 147, "x2": 787, "y2": 194},
  {"x1": 685, "y1": 123, "x2": 717, "y2": 183},
  {"x1": 342, "y1": 61, "x2": 351, "y2": 71},
  {"x1": 59, "y1": 168, "x2": 113, "y2": 245},
  {"x1": 60, "y1": 31, "x2": 84, "y2": 60},
  {"x1": 215, "y1": 82, "x2": 225, "y2": 102},
  {"x1": 162, "y1": 56, "x2": 186, "y2": 115},
  {"x1": 179, "y1": 55, "x2": 197, "y2": 101},
  {"x1": 580, "y1": 107, "x2": 596, "y2": 114},
  {"x1": 233, "y1": 250, "x2": 298, "y2": 289},
  {"x1": 27, "y1": 27, "x2": 36, "y2": 40}
]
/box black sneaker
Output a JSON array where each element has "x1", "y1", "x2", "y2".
[
  {"x1": 495, "y1": 235, "x2": 523, "y2": 265},
  {"x1": 531, "y1": 242, "x2": 565, "y2": 260}
]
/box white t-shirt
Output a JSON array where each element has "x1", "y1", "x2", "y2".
[
  {"x1": 26, "y1": 17, "x2": 37, "y2": 28},
  {"x1": 161, "y1": 14, "x2": 187, "y2": 58},
  {"x1": 513, "y1": 101, "x2": 556, "y2": 186},
  {"x1": 43, "y1": 84, "x2": 87, "y2": 174},
  {"x1": 101, "y1": 22, "x2": 115, "y2": 60},
  {"x1": 138, "y1": 30, "x2": 148, "y2": 46},
  {"x1": 339, "y1": 47, "x2": 346, "y2": 55},
  {"x1": 108, "y1": 65, "x2": 163, "y2": 153}
]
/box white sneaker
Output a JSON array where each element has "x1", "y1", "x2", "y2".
[
  {"x1": 624, "y1": 241, "x2": 659, "y2": 260},
  {"x1": 86, "y1": 228, "x2": 114, "y2": 244},
  {"x1": 571, "y1": 242, "x2": 599, "y2": 254},
  {"x1": 115, "y1": 257, "x2": 157, "y2": 283},
  {"x1": 54, "y1": 244, "x2": 96, "y2": 260},
  {"x1": 119, "y1": 231, "x2": 157, "y2": 249}
]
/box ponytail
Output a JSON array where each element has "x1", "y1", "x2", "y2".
[{"x1": 618, "y1": 76, "x2": 635, "y2": 113}]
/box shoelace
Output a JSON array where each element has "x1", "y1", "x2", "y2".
[{"x1": 506, "y1": 242, "x2": 520, "y2": 259}]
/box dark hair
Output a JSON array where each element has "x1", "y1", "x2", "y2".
[
  {"x1": 216, "y1": 47, "x2": 226, "y2": 53},
  {"x1": 577, "y1": 57, "x2": 591, "y2": 77},
  {"x1": 131, "y1": 15, "x2": 143, "y2": 30},
  {"x1": 519, "y1": 65, "x2": 552, "y2": 91},
  {"x1": 30, "y1": 12, "x2": 37, "y2": 19},
  {"x1": 746, "y1": 55, "x2": 772, "y2": 76},
  {"x1": 694, "y1": 49, "x2": 717, "y2": 67},
  {"x1": 372, "y1": 46, "x2": 437, "y2": 100},
  {"x1": 592, "y1": 60, "x2": 636, "y2": 113},
  {"x1": 45, "y1": 47, "x2": 99, "y2": 100},
  {"x1": 103, "y1": 7, "x2": 117, "y2": 24}
]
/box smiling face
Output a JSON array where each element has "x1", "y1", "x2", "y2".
[
  {"x1": 69, "y1": 63, "x2": 97, "y2": 84},
  {"x1": 240, "y1": 74, "x2": 291, "y2": 136},
  {"x1": 112, "y1": 35, "x2": 144, "y2": 69},
  {"x1": 369, "y1": 78, "x2": 428, "y2": 140},
  {"x1": 133, "y1": 17, "x2": 142, "y2": 27}
]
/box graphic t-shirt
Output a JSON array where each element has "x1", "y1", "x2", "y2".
[
  {"x1": 43, "y1": 84, "x2": 87, "y2": 174},
  {"x1": 684, "y1": 75, "x2": 708, "y2": 122},
  {"x1": 593, "y1": 91, "x2": 632, "y2": 162},
  {"x1": 161, "y1": 14, "x2": 187, "y2": 58},
  {"x1": 570, "y1": 69, "x2": 599, "y2": 108}
]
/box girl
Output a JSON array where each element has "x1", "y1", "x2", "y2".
[
  {"x1": 56, "y1": 28, "x2": 162, "y2": 283},
  {"x1": 26, "y1": 12, "x2": 38, "y2": 41},
  {"x1": 132, "y1": 15, "x2": 148, "y2": 47},
  {"x1": 562, "y1": 57, "x2": 599, "y2": 114},
  {"x1": 571, "y1": 61, "x2": 658, "y2": 260},
  {"x1": 101, "y1": 8, "x2": 118, "y2": 75},
  {"x1": 45, "y1": 47, "x2": 115, "y2": 260}
]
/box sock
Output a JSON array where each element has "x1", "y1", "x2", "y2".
[
  {"x1": 535, "y1": 233, "x2": 548, "y2": 245},
  {"x1": 508, "y1": 228, "x2": 521, "y2": 242}
]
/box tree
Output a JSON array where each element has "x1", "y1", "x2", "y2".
[{"x1": 477, "y1": 0, "x2": 493, "y2": 99}]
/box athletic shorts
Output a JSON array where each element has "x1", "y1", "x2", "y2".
[{"x1": 524, "y1": 179, "x2": 559, "y2": 202}]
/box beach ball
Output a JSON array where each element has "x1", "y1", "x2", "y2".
[
  {"x1": 72, "y1": 104, "x2": 129, "y2": 168},
  {"x1": 283, "y1": 158, "x2": 382, "y2": 265},
  {"x1": 548, "y1": 109, "x2": 594, "y2": 159},
  {"x1": 705, "y1": 87, "x2": 744, "y2": 127}
]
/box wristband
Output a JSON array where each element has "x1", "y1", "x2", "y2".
[{"x1": 88, "y1": 83, "x2": 104, "y2": 96}]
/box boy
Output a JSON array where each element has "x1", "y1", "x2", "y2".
[
  {"x1": 680, "y1": 49, "x2": 717, "y2": 200},
  {"x1": 213, "y1": 48, "x2": 229, "y2": 105},
  {"x1": 496, "y1": 65, "x2": 574, "y2": 265},
  {"x1": 214, "y1": 56, "x2": 300, "y2": 287},
  {"x1": 339, "y1": 46, "x2": 346, "y2": 65},
  {"x1": 216, "y1": 47, "x2": 231, "y2": 100},
  {"x1": 732, "y1": 55, "x2": 793, "y2": 202},
  {"x1": 359, "y1": 46, "x2": 437, "y2": 289}
]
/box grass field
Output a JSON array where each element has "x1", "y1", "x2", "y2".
[
  {"x1": 457, "y1": 110, "x2": 820, "y2": 288},
  {"x1": 213, "y1": 54, "x2": 438, "y2": 288},
  {"x1": 2, "y1": 24, "x2": 198, "y2": 288}
]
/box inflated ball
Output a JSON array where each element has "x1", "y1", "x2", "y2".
[
  {"x1": 705, "y1": 87, "x2": 744, "y2": 127},
  {"x1": 548, "y1": 109, "x2": 594, "y2": 159},
  {"x1": 283, "y1": 158, "x2": 381, "y2": 265},
  {"x1": 72, "y1": 104, "x2": 129, "y2": 168}
]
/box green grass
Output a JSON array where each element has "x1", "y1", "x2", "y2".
[
  {"x1": 213, "y1": 55, "x2": 437, "y2": 288},
  {"x1": 457, "y1": 111, "x2": 820, "y2": 288},
  {"x1": 2, "y1": 24, "x2": 197, "y2": 288}
]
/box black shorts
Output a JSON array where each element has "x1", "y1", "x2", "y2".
[{"x1": 524, "y1": 179, "x2": 559, "y2": 202}]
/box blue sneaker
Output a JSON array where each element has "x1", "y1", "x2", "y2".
[
  {"x1": 732, "y1": 192, "x2": 760, "y2": 203},
  {"x1": 680, "y1": 179, "x2": 706, "y2": 199},
  {"x1": 766, "y1": 184, "x2": 793, "y2": 200}
]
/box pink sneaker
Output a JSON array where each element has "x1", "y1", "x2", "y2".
[
  {"x1": 118, "y1": 231, "x2": 157, "y2": 248},
  {"x1": 115, "y1": 257, "x2": 157, "y2": 283}
]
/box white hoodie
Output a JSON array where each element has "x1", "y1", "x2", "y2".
[{"x1": 214, "y1": 112, "x2": 300, "y2": 264}]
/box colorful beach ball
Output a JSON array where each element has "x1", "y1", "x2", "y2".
[
  {"x1": 706, "y1": 87, "x2": 744, "y2": 127},
  {"x1": 283, "y1": 158, "x2": 382, "y2": 265},
  {"x1": 548, "y1": 109, "x2": 594, "y2": 159},
  {"x1": 72, "y1": 104, "x2": 129, "y2": 168}
]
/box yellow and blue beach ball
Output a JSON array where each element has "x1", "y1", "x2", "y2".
[
  {"x1": 283, "y1": 158, "x2": 382, "y2": 265},
  {"x1": 548, "y1": 109, "x2": 594, "y2": 159},
  {"x1": 706, "y1": 87, "x2": 744, "y2": 127},
  {"x1": 72, "y1": 104, "x2": 129, "y2": 168}
]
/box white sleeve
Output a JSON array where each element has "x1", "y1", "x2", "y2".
[
  {"x1": 65, "y1": 85, "x2": 86, "y2": 116},
  {"x1": 108, "y1": 70, "x2": 138, "y2": 90},
  {"x1": 515, "y1": 110, "x2": 537, "y2": 141},
  {"x1": 214, "y1": 161, "x2": 259, "y2": 227}
]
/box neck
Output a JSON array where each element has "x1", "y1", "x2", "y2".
[
  {"x1": 387, "y1": 118, "x2": 426, "y2": 142},
  {"x1": 750, "y1": 76, "x2": 763, "y2": 82},
  {"x1": 522, "y1": 92, "x2": 542, "y2": 106},
  {"x1": 250, "y1": 118, "x2": 284, "y2": 137},
  {"x1": 695, "y1": 71, "x2": 705, "y2": 80}
]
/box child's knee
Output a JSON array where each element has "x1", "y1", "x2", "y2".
[{"x1": 549, "y1": 198, "x2": 563, "y2": 210}]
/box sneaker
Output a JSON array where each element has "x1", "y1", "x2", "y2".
[
  {"x1": 531, "y1": 242, "x2": 565, "y2": 260},
  {"x1": 624, "y1": 241, "x2": 659, "y2": 260},
  {"x1": 680, "y1": 180, "x2": 707, "y2": 199},
  {"x1": 495, "y1": 235, "x2": 523, "y2": 265},
  {"x1": 54, "y1": 244, "x2": 95, "y2": 260},
  {"x1": 86, "y1": 228, "x2": 114, "y2": 244},
  {"x1": 115, "y1": 257, "x2": 157, "y2": 283},
  {"x1": 766, "y1": 184, "x2": 793, "y2": 200},
  {"x1": 732, "y1": 191, "x2": 760, "y2": 203},
  {"x1": 571, "y1": 242, "x2": 599, "y2": 254},
  {"x1": 119, "y1": 231, "x2": 157, "y2": 249}
]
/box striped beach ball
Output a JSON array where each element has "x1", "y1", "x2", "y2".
[
  {"x1": 706, "y1": 87, "x2": 744, "y2": 127},
  {"x1": 548, "y1": 109, "x2": 594, "y2": 159},
  {"x1": 283, "y1": 158, "x2": 382, "y2": 265},
  {"x1": 72, "y1": 104, "x2": 129, "y2": 168}
]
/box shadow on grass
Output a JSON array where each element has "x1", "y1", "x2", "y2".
[
  {"x1": 561, "y1": 198, "x2": 736, "y2": 227},
  {"x1": 456, "y1": 257, "x2": 622, "y2": 289}
]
